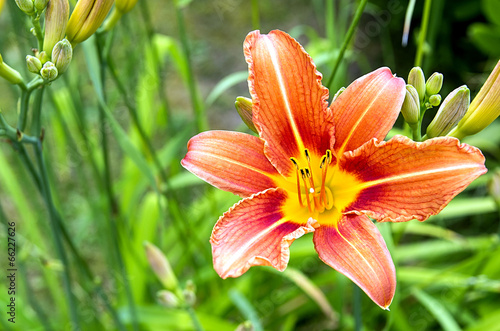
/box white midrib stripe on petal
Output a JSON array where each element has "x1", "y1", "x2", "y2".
[{"x1": 263, "y1": 36, "x2": 306, "y2": 153}]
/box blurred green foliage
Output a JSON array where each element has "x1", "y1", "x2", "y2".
[{"x1": 0, "y1": 0, "x2": 499, "y2": 330}]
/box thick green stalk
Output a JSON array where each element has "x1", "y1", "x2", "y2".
[
  {"x1": 326, "y1": 0, "x2": 368, "y2": 89},
  {"x1": 251, "y1": 0, "x2": 260, "y2": 30},
  {"x1": 414, "y1": 0, "x2": 432, "y2": 67}
]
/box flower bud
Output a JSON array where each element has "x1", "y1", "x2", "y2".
[
  {"x1": 156, "y1": 290, "x2": 180, "y2": 308},
  {"x1": 401, "y1": 85, "x2": 420, "y2": 125},
  {"x1": 408, "y1": 67, "x2": 426, "y2": 101},
  {"x1": 51, "y1": 39, "x2": 72, "y2": 74},
  {"x1": 426, "y1": 85, "x2": 470, "y2": 138},
  {"x1": 115, "y1": 0, "x2": 138, "y2": 14},
  {"x1": 43, "y1": 0, "x2": 69, "y2": 57},
  {"x1": 34, "y1": 0, "x2": 48, "y2": 11},
  {"x1": 0, "y1": 54, "x2": 24, "y2": 85},
  {"x1": 66, "y1": 0, "x2": 114, "y2": 45},
  {"x1": 37, "y1": 50, "x2": 50, "y2": 64},
  {"x1": 144, "y1": 241, "x2": 179, "y2": 291},
  {"x1": 15, "y1": 0, "x2": 35, "y2": 15},
  {"x1": 235, "y1": 96, "x2": 257, "y2": 133},
  {"x1": 449, "y1": 60, "x2": 500, "y2": 139},
  {"x1": 426, "y1": 72, "x2": 443, "y2": 96},
  {"x1": 40, "y1": 61, "x2": 58, "y2": 81},
  {"x1": 26, "y1": 55, "x2": 42, "y2": 74},
  {"x1": 428, "y1": 94, "x2": 442, "y2": 107}
]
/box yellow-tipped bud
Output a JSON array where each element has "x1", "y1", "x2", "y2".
[
  {"x1": 428, "y1": 94, "x2": 442, "y2": 107},
  {"x1": 426, "y1": 72, "x2": 443, "y2": 96},
  {"x1": 144, "y1": 241, "x2": 179, "y2": 291},
  {"x1": 66, "y1": 0, "x2": 114, "y2": 45},
  {"x1": 40, "y1": 61, "x2": 58, "y2": 81},
  {"x1": 0, "y1": 54, "x2": 24, "y2": 85},
  {"x1": 408, "y1": 67, "x2": 426, "y2": 101},
  {"x1": 235, "y1": 96, "x2": 257, "y2": 133},
  {"x1": 401, "y1": 84, "x2": 420, "y2": 125},
  {"x1": 426, "y1": 85, "x2": 469, "y2": 138},
  {"x1": 34, "y1": 0, "x2": 49, "y2": 11},
  {"x1": 51, "y1": 39, "x2": 72, "y2": 74},
  {"x1": 115, "y1": 0, "x2": 138, "y2": 14},
  {"x1": 43, "y1": 0, "x2": 69, "y2": 57},
  {"x1": 26, "y1": 55, "x2": 42, "y2": 74},
  {"x1": 15, "y1": 0, "x2": 35, "y2": 15},
  {"x1": 449, "y1": 60, "x2": 500, "y2": 139}
]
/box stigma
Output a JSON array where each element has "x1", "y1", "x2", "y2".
[{"x1": 290, "y1": 149, "x2": 334, "y2": 214}]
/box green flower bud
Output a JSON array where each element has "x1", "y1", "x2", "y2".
[
  {"x1": 408, "y1": 67, "x2": 426, "y2": 101},
  {"x1": 0, "y1": 54, "x2": 24, "y2": 85},
  {"x1": 40, "y1": 61, "x2": 58, "y2": 81},
  {"x1": 426, "y1": 72, "x2": 443, "y2": 96},
  {"x1": 51, "y1": 39, "x2": 72, "y2": 74},
  {"x1": 144, "y1": 241, "x2": 178, "y2": 291},
  {"x1": 34, "y1": 0, "x2": 48, "y2": 11},
  {"x1": 332, "y1": 87, "x2": 346, "y2": 102},
  {"x1": 15, "y1": 0, "x2": 35, "y2": 15},
  {"x1": 26, "y1": 55, "x2": 42, "y2": 74},
  {"x1": 43, "y1": 0, "x2": 69, "y2": 57},
  {"x1": 429, "y1": 94, "x2": 442, "y2": 107},
  {"x1": 426, "y1": 85, "x2": 470, "y2": 138},
  {"x1": 157, "y1": 290, "x2": 180, "y2": 308},
  {"x1": 235, "y1": 96, "x2": 257, "y2": 133},
  {"x1": 401, "y1": 84, "x2": 420, "y2": 125},
  {"x1": 37, "y1": 51, "x2": 50, "y2": 64}
]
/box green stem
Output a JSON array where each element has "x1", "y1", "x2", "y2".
[
  {"x1": 96, "y1": 34, "x2": 140, "y2": 331},
  {"x1": 175, "y1": 5, "x2": 208, "y2": 132},
  {"x1": 31, "y1": 14, "x2": 44, "y2": 50},
  {"x1": 251, "y1": 0, "x2": 260, "y2": 30},
  {"x1": 31, "y1": 86, "x2": 45, "y2": 136},
  {"x1": 353, "y1": 284, "x2": 362, "y2": 331},
  {"x1": 34, "y1": 140, "x2": 80, "y2": 329},
  {"x1": 414, "y1": 0, "x2": 432, "y2": 67},
  {"x1": 326, "y1": 0, "x2": 368, "y2": 89}
]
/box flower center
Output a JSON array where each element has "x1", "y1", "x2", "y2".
[{"x1": 289, "y1": 149, "x2": 334, "y2": 214}]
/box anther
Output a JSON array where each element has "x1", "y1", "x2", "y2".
[{"x1": 300, "y1": 169, "x2": 313, "y2": 213}]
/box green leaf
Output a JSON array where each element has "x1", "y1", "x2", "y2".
[
  {"x1": 482, "y1": 0, "x2": 500, "y2": 26},
  {"x1": 205, "y1": 71, "x2": 248, "y2": 107},
  {"x1": 468, "y1": 23, "x2": 500, "y2": 56},
  {"x1": 412, "y1": 288, "x2": 461, "y2": 331}
]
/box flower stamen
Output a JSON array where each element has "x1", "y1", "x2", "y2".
[
  {"x1": 300, "y1": 168, "x2": 313, "y2": 213},
  {"x1": 290, "y1": 157, "x2": 303, "y2": 207}
]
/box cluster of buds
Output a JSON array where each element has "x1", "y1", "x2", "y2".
[
  {"x1": 401, "y1": 62, "x2": 500, "y2": 141},
  {"x1": 26, "y1": 39, "x2": 72, "y2": 82},
  {"x1": 14, "y1": 0, "x2": 50, "y2": 15}
]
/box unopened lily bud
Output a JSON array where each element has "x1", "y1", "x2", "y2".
[
  {"x1": 15, "y1": 0, "x2": 35, "y2": 15},
  {"x1": 184, "y1": 279, "x2": 196, "y2": 305},
  {"x1": 449, "y1": 60, "x2": 500, "y2": 139},
  {"x1": 429, "y1": 94, "x2": 442, "y2": 107},
  {"x1": 401, "y1": 85, "x2": 420, "y2": 125},
  {"x1": 156, "y1": 290, "x2": 180, "y2": 308},
  {"x1": 34, "y1": 0, "x2": 48, "y2": 11},
  {"x1": 0, "y1": 54, "x2": 24, "y2": 85},
  {"x1": 26, "y1": 55, "x2": 42, "y2": 74},
  {"x1": 426, "y1": 85, "x2": 470, "y2": 138},
  {"x1": 51, "y1": 39, "x2": 72, "y2": 74},
  {"x1": 115, "y1": 0, "x2": 138, "y2": 13},
  {"x1": 43, "y1": 0, "x2": 69, "y2": 57},
  {"x1": 144, "y1": 241, "x2": 179, "y2": 291},
  {"x1": 66, "y1": 0, "x2": 114, "y2": 45},
  {"x1": 408, "y1": 67, "x2": 426, "y2": 101},
  {"x1": 426, "y1": 72, "x2": 443, "y2": 96},
  {"x1": 235, "y1": 96, "x2": 257, "y2": 133},
  {"x1": 37, "y1": 51, "x2": 50, "y2": 64},
  {"x1": 40, "y1": 61, "x2": 58, "y2": 81},
  {"x1": 332, "y1": 86, "x2": 346, "y2": 102}
]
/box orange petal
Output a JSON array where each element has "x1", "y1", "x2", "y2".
[
  {"x1": 181, "y1": 131, "x2": 279, "y2": 197},
  {"x1": 244, "y1": 30, "x2": 334, "y2": 176},
  {"x1": 331, "y1": 67, "x2": 405, "y2": 155},
  {"x1": 341, "y1": 136, "x2": 487, "y2": 222},
  {"x1": 211, "y1": 188, "x2": 317, "y2": 278},
  {"x1": 313, "y1": 214, "x2": 396, "y2": 309}
]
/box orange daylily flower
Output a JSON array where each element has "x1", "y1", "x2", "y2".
[{"x1": 181, "y1": 30, "x2": 487, "y2": 309}]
